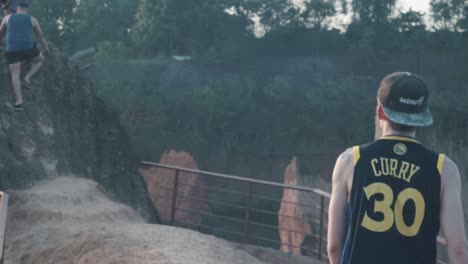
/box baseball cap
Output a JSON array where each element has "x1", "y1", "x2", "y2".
[{"x1": 377, "y1": 72, "x2": 433, "y2": 127}]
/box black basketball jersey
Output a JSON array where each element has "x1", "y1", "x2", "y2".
[{"x1": 341, "y1": 135, "x2": 444, "y2": 264}]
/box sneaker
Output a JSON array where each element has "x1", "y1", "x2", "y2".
[
  {"x1": 22, "y1": 79, "x2": 32, "y2": 89},
  {"x1": 13, "y1": 103, "x2": 24, "y2": 111}
]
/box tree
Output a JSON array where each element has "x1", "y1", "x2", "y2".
[
  {"x1": 351, "y1": 0, "x2": 397, "y2": 25},
  {"x1": 132, "y1": 0, "x2": 251, "y2": 56},
  {"x1": 302, "y1": 0, "x2": 337, "y2": 30},
  {"x1": 70, "y1": 0, "x2": 138, "y2": 52},
  {"x1": 430, "y1": 0, "x2": 465, "y2": 31},
  {"x1": 456, "y1": 4, "x2": 468, "y2": 32},
  {"x1": 132, "y1": 0, "x2": 171, "y2": 55},
  {"x1": 29, "y1": 0, "x2": 76, "y2": 51},
  {"x1": 397, "y1": 10, "x2": 426, "y2": 33}
]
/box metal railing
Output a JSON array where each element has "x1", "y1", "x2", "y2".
[
  {"x1": 0, "y1": 192, "x2": 9, "y2": 264},
  {"x1": 141, "y1": 161, "x2": 448, "y2": 263}
]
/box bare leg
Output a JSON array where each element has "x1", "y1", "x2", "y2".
[
  {"x1": 24, "y1": 54, "x2": 44, "y2": 83},
  {"x1": 9, "y1": 62, "x2": 23, "y2": 105}
]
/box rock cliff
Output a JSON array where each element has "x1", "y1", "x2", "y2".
[{"x1": 0, "y1": 47, "x2": 157, "y2": 222}]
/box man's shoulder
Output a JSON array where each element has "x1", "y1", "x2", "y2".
[
  {"x1": 441, "y1": 156, "x2": 460, "y2": 180},
  {"x1": 337, "y1": 147, "x2": 354, "y2": 165}
]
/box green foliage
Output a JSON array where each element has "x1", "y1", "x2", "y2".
[
  {"x1": 351, "y1": 0, "x2": 397, "y2": 24},
  {"x1": 132, "y1": 0, "x2": 251, "y2": 56},
  {"x1": 29, "y1": 0, "x2": 76, "y2": 50},
  {"x1": 303, "y1": 0, "x2": 337, "y2": 29},
  {"x1": 25, "y1": 0, "x2": 468, "y2": 59},
  {"x1": 95, "y1": 41, "x2": 132, "y2": 61},
  {"x1": 70, "y1": 0, "x2": 138, "y2": 51},
  {"x1": 430, "y1": 0, "x2": 465, "y2": 30},
  {"x1": 93, "y1": 62, "x2": 376, "y2": 158},
  {"x1": 397, "y1": 10, "x2": 426, "y2": 33}
]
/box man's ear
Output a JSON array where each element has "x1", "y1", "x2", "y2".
[{"x1": 377, "y1": 105, "x2": 387, "y2": 121}]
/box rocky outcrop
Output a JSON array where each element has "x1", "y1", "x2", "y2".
[
  {"x1": 278, "y1": 158, "x2": 312, "y2": 254},
  {"x1": 0, "y1": 47, "x2": 157, "y2": 222},
  {"x1": 140, "y1": 150, "x2": 210, "y2": 225}
]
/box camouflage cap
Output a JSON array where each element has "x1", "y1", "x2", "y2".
[{"x1": 378, "y1": 72, "x2": 433, "y2": 127}]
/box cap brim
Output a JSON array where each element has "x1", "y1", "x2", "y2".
[{"x1": 382, "y1": 105, "x2": 433, "y2": 127}]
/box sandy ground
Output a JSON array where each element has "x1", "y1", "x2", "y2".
[{"x1": 4, "y1": 177, "x2": 324, "y2": 264}]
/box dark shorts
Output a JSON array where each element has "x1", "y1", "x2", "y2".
[{"x1": 5, "y1": 44, "x2": 40, "y2": 64}]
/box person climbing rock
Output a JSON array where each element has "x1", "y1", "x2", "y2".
[{"x1": 0, "y1": 1, "x2": 47, "y2": 111}]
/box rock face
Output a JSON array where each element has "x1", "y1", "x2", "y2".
[
  {"x1": 7, "y1": 177, "x2": 326, "y2": 264},
  {"x1": 278, "y1": 158, "x2": 331, "y2": 256},
  {"x1": 140, "y1": 150, "x2": 210, "y2": 225},
  {"x1": 278, "y1": 158, "x2": 312, "y2": 254},
  {"x1": 0, "y1": 47, "x2": 157, "y2": 222}
]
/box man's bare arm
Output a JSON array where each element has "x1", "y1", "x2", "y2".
[
  {"x1": 0, "y1": 16, "x2": 8, "y2": 40},
  {"x1": 327, "y1": 148, "x2": 354, "y2": 264},
  {"x1": 440, "y1": 157, "x2": 468, "y2": 264},
  {"x1": 31, "y1": 17, "x2": 48, "y2": 55}
]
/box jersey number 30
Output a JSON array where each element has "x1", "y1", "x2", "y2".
[{"x1": 361, "y1": 182, "x2": 425, "y2": 237}]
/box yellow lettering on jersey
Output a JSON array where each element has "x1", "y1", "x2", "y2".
[
  {"x1": 371, "y1": 159, "x2": 382, "y2": 177},
  {"x1": 397, "y1": 161, "x2": 410, "y2": 180},
  {"x1": 404, "y1": 164, "x2": 421, "y2": 183},
  {"x1": 390, "y1": 159, "x2": 399, "y2": 178},
  {"x1": 380, "y1": 158, "x2": 390, "y2": 175},
  {"x1": 370, "y1": 158, "x2": 420, "y2": 183}
]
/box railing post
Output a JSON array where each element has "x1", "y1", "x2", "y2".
[
  {"x1": 243, "y1": 182, "x2": 253, "y2": 243},
  {"x1": 169, "y1": 170, "x2": 180, "y2": 226},
  {"x1": 318, "y1": 196, "x2": 325, "y2": 260}
]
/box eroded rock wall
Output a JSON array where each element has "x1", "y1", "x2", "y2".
[
  {"x1": 278, "y1": 158, "x2": 312, "y2": 254},
  {"x1": 140, "y1": 150, "x2": 210, "y2": 225}
]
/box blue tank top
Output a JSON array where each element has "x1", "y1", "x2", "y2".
[{"x1": 6, "y1": 13, "x2": 33, "y2": 52}]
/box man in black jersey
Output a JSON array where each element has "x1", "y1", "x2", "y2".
[{"x1": 327, "y1": 72, "x2": 468, "y2": 264}]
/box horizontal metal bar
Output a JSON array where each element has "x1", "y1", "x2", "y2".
[
  {"x1": 254, "y1": 193, "x2": 325, "y2": 209},
  {"x1": 174, "y1": 221, "x2": 246, "y2": 238},
  {"x1": 178, "y1": 182, "x2": 250, "y2": 197},
  {"x1": 246, "y1": 234, "x2": 281, "y2": 245},
  {"x1": 176, "y1": 193, "x2": 247, "y2": 211},
  {"x1": 141, "y1": 162, "x2": 331, "y2": 198},
  {"x1": 175, "y1": 207, "x2": 247, "y2": 224}
]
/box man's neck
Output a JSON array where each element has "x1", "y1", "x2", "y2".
[{"x1": 381, "y1": 127, "x2": 416, "y2": 139}]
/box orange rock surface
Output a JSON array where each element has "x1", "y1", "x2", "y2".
[
  {"x1": 278, "y1": 158, "x2": 312, "y2": 254},
  {"x1": 140, "y1": 150, "x2": 210, "y2": 225}
]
